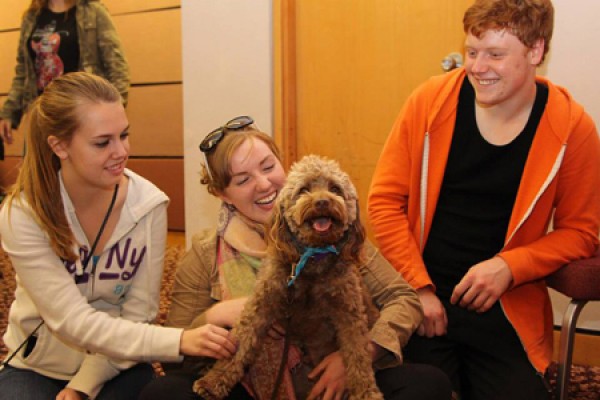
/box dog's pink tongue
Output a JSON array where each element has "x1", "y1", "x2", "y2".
[{"x1": 313, "y1": 217, "x2": 332, "y2": 232}]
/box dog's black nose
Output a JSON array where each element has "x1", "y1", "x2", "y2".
[{"x1": 315, "y1": 199, "x2": 329, "y2": 209}]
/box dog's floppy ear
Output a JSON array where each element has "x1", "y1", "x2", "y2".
[
  {"x1": 341, "y1": 200, "x2": 366, "y2": 263},
  {"x1": 268, "y1": 201, "x2": 299, "y2": 263}
]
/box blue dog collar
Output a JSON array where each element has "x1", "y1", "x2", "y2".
[{"x1": 288, "y1": 245, "x2": 339, "y2": 287}]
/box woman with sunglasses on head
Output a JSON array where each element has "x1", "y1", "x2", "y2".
[
  {"x1": 139, "y1": 116, "x2": 452, "y2": 400},
  {"x1": 0, "y1": 73, "x2": 237, "y2": 400}
]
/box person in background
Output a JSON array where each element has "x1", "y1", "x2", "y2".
[
  {"x1": 367, "y1": 0, "x2": 600, "y2": 399},
  {"x1": 0, "y1": 73, "x2": 236, "y2": 400},
  {"x1": 0, "y1": 0, "x2": 129, "y2": 148},
  {"x1": 138, "y1": 116, "x2": 453, "y2": 400}
]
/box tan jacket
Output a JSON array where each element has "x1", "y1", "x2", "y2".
[{"x1": 165, "y1": 229, "x2": 423, "y2": 373}]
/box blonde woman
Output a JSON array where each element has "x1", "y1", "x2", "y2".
[{"x1": 0, "y1": 73, "x2": 235, "y2": 400}]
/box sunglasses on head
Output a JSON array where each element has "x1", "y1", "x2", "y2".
[
  {"x1": 199, "y1": 115, "x2": 255, "y2": 181},
  {"x1": 199, "y1": 115, "x2": 254, "y2": 153}
]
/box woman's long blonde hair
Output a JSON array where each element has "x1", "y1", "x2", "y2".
[{"x1": 4, "y1": 72, "x2": 122, "y2": 262}]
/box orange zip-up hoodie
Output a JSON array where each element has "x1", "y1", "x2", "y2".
[{"x1": 368, "y1": 68, "x2": 600, "y2": 373}]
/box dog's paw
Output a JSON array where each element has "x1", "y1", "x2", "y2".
[
  {"x1": 367, "y1": 391, "x2": 385, "y2": 400},
  {"x1": 346, "y1": 385, "x2": 384, "y2": 400},
  {"x1": 193, "y1": 378, "x2": 223, "y2": 400},
  {"x1": 353, "y1": 388, "x2": 384, "y2": 400}
]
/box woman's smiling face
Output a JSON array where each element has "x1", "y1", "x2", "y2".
[
  {"x1": 49, "y1": 101, "x2": 129, "y2": 190},
  {"x1": 218, "y1": 137, "x2": 286, "y2": 224}
]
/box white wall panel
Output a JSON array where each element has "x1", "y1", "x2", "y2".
[{"x1": 181, "y1": 0, "x2": 273, "y2": 243}]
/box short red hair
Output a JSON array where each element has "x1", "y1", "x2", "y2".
[{"x1": 463, "y1": 0, "x2": 554, "y2": 64}]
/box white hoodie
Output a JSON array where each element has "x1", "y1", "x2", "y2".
[{"x1": 0, "y1": 169, "x2": 183, "y2": 398}]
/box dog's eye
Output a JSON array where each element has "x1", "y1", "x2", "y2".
[
  {"x1": 298, "y1": 186, "x2": 310, "y2": 194},
  {"x1": 329, "y1": 184, "x2": 343, "y2": 196}
]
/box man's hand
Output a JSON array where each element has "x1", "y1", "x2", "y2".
[
  {"x1": 0, "y1": 119, "x2": 14, "y2": 145},
  {"x1": 416, "y1": 287, "x2": 448, "y2": 337},
  {"x1": 451, "y1": 256, "x2": 513, "y2": 313}
]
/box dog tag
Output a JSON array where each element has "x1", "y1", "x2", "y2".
[{"x1": 288, "y1": 263, "x2": 298, "y2": 284}]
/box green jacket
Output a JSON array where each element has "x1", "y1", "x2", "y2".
[{"x1": 0, "y1": 0, "x2": 129, "y2": 128}]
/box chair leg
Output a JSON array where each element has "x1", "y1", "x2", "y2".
[{"x1": 556, "y1": 299, "x2": 588, "y2": 400}]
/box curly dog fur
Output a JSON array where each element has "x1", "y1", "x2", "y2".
[{"x1": 194, "y1": 155, "x2": 383, "y2": 399}]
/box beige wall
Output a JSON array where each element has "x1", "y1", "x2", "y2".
[
  {"x1": 181, "y1": 0, "x2": 274, "y2": 241},
  {"x1": 542, "y1": 0, "x2": 600, "y2": 127}
]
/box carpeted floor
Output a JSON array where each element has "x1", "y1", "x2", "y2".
[{"x1": 1, "y1": 245, "x2": 599, "y2": 399}]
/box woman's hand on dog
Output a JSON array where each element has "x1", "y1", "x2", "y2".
[
  {"x1": 180, "y1": 324, "x2": 237, "y2": 359},
  {"x1": 416, "y1": 287, "x2": 448, "y2": 337},
  {"x1": 307, "y1": 351, "x2": 348, "y2": 400}
]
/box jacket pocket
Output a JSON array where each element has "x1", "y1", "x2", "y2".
[
  {"x1": 21, "y1": 324, "x2": 84, "y2": 376},
  {"x1": 23, "y1": 335, "x2": 37, "y2": 358}
]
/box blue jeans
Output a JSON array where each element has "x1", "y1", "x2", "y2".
[{"x1": 0, "y1": 363, "x2": 154, "y2": 400}]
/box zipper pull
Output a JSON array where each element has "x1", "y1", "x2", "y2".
[{"x1": 89, "y1": 271, "x2": 95, "y2": 296}]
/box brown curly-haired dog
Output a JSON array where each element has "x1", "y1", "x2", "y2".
[{"x1": 193, "y1": 154, "x2": 383, "y2": 400}]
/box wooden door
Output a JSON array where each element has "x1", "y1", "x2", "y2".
[{"x1": 274, "y1": 0, "x2": 472, "y2": 236}]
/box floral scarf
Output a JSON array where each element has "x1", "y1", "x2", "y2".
[{"x1": 215, "y1": 203, "x2": 302, "y2": 400}]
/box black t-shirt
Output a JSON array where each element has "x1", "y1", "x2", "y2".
[
  {"x1": 422, "y1": 78, "x2": 549, "y2": 299},
  {"x1": 28, "y1": 6, "x2": 80, "y2": 93}
]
